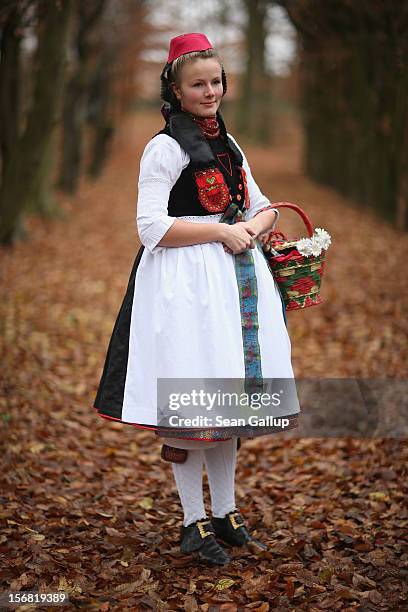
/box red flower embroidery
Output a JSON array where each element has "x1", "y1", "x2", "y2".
[
  {"x1": 240, "y1": 167, "x2": 250, "y2": 209},
  {"x1": 194, "y1": 168, "x2": 231, "y2": 213},
  {"x1": 290, "y1": 277, "x2": 316, "y2": 294}
]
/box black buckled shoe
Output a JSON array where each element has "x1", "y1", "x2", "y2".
[
  {"x1": 211, "y1": 510, "x2": 268, "y2": 552},
  {"x1": 180, "y1": 518, "x2": 231, "y2": 566}
]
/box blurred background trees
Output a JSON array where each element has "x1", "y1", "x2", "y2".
[
  {"x1": 277, "y1": 0, "x2": 408, "y2": 230},
  {"x1": 0, "y1": 0, "x2": 148, "y2": 244},
  {"x1": 0, "y1": 0, "x2": 74, "y2": 243},
  {"x1": 0, "y1": 0, "x2": 407, "y2": 246}
]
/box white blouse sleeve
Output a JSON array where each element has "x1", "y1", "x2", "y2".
[
  {"x1": 227, "y1": 132, "x2": 279, "y2": 227},
  {"x1": 136, "y1": 134, "x2": 189, "y2": 254}
]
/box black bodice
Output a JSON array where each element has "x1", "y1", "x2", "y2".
[{"x1": 153, "y1": 121, "x2": 246, "y2": 217}]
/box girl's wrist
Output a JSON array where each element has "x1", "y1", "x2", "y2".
[
  {"x1": 252, "y1": 209, "x2": 278, "y2": 234},
  {"x1": 246, "y1": 218, "x2": 263, "y2": 236},
  {"x1": 216, "y1": 224, "x2": 230, "y2": 242}
]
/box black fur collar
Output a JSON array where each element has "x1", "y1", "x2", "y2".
[{"x1": 167, "y1": 109, "x2": 243, "y2": 169}]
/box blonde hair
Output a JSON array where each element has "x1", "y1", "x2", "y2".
[{"x1": 169, "y1": 48, "x2": 222, "y2": 88}]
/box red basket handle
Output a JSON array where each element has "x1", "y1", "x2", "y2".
[{"x1": 271, "y1": 202, "x2": 314, "y2": 238}]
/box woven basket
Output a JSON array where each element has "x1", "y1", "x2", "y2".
[{"x1": 262, "y1": 202, "x2": 327, "y2": 311}]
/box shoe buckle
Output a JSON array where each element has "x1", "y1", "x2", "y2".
[
  {"x1": 196, "y1": 520, "x2": 213, "y2": 539},
  {"x1": 229, "y1": 512, "x2": 244, "y2": 530}
]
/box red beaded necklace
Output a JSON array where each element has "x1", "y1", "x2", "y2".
[
  {"x1": 181, "y1": 106, "x2": 221, "y2": 139},
  {"x1": 192, "y1": 115, "x2": 220, "y2": 139}
]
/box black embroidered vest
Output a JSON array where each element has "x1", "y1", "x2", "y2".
[{"x1": 151, "y1": 110, "x2": 250, "y2": 217}]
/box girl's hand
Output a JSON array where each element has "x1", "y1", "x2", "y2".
[
  {"x1": 222, "y1": 223, "x2": 257, "y2": 255},
  {"x1": 241, "y1": 210, "x2": 279, "y2": 242},
  {"x1": 221, "y1": 212, "x2": 279, "y2": 254},
  {"x1": 238, "y1": 220, "x2": 263, "y2": 240},
  {"x1": 260, "y1": 231, "x2": 274, "y2": 246}
]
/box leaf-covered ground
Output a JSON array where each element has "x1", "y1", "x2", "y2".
[{"x1": 1, "y1": 110, "x2": 407, "y2": 610}]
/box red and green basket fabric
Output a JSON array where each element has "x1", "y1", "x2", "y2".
[{"x1": 261, "y1": 202, "x2": 328, "y2": 311}]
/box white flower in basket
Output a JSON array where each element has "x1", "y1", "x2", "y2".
[
  {"x1": 296, "y1": 238, "x2": 313, "y2": 257},
  {"x1": 296, "y1": 228, "x2": 332, "y2": 257},
  {"x1": 315, "y1": 228, "x2": 332, "y2": 250}
]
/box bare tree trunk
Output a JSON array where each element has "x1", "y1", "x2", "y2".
[
  {"x1": 26, "y1": 126, "x2": 62, "y2": 216},
  {"x1": 237, "y1": 0, "x2": 272, "y2": 143},
  {"x1": 86, "y1": 52, "x2": 115, "y2": 178},
  {"x1": 0, "y1": 0, "x2": 74, "y2": 245},
  {"x1": 0, "y1": 5, "x2": 21, "y2": 182},
  {"x1": 58, "y1": 0, "x2": 107, "y2": 194}
]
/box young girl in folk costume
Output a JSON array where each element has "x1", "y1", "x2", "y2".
[{"x1": 93, "y1": 33, "x2": 300, "y2": 566}]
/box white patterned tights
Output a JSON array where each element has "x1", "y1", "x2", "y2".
[{"x1": 171, "y1": 437, "x2": 238, "y2": 527}]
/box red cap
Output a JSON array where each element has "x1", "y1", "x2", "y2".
[{"x1": 167, "y1": 33, "x2": 213, "y2": 64}]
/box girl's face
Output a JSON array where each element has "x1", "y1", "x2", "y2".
[{"x1": 171, "y1": 57, "x2": 223, "y2": 118}]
